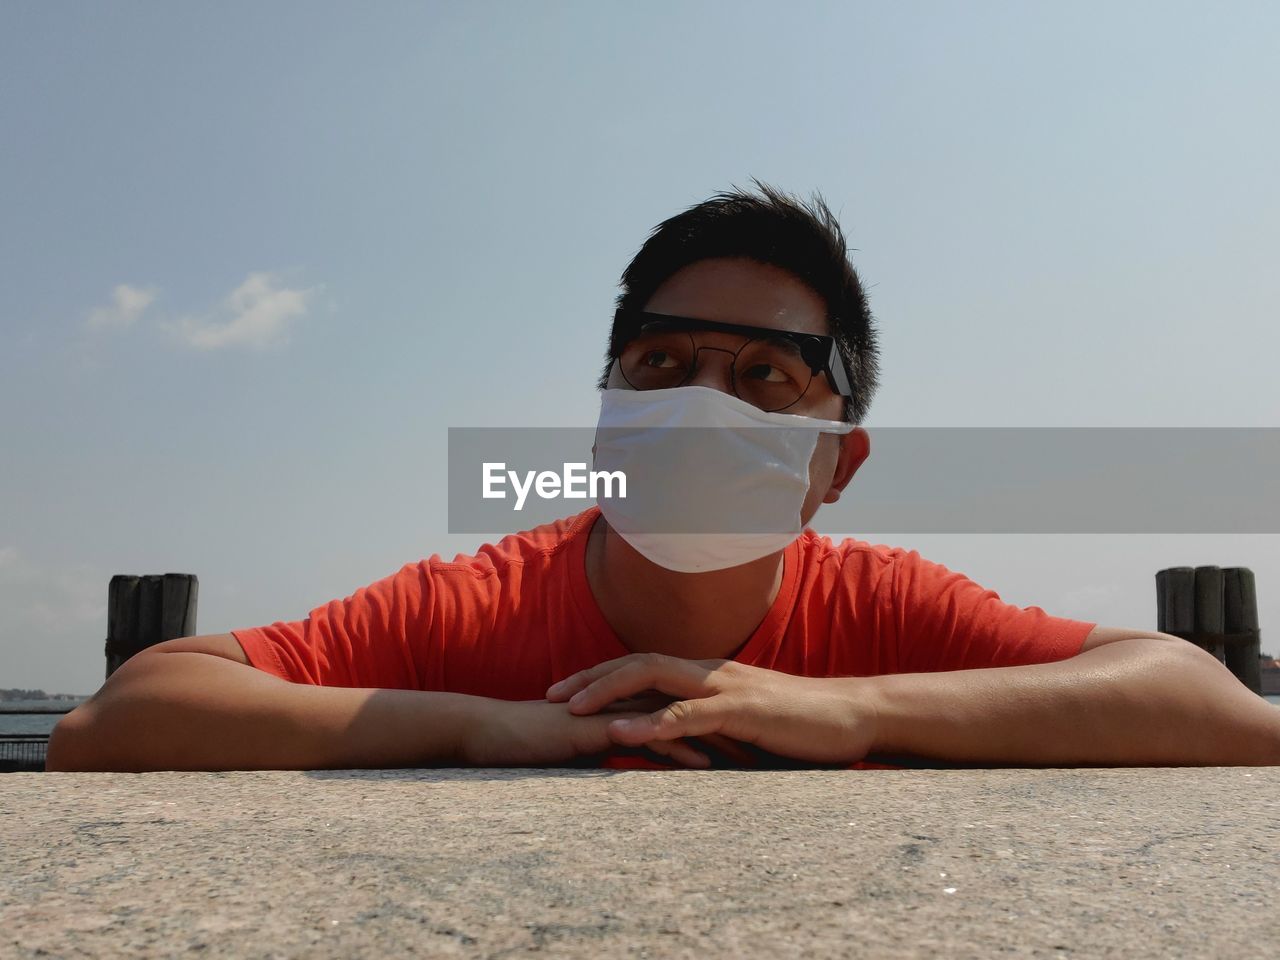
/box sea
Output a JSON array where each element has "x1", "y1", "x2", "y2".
[
  {"x1": 0, "y1": 699, "x2": 87, "y2": 735},
  {"x1": 3, "y1": 696, "x2": 1279, "y2": 736}
]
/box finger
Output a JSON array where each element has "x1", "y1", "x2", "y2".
[
  {"x1": 547, "y1": 653, "x2": 722, "y2": 702},
  {"x1": 639, "y1": 738, "x2": 710, "y2": 769},
  {"x1": 599, "y1": 693, "x2": 679, "y2": 715},
  {"x1": 566, "y1": 709, "x2": 707, "y2": 768},
  {"x1": 566, "y1": 707, "x2": 659, "y2": 757},
  {"x1": 566, "y1": 658, "x2": 712, "y2": 715},
  {"x1": 607, "y1": 697, "x2": 723, "y2": 745},
  {"x1": 546, "y1": 655, "x2": 641, "y2": 701}
]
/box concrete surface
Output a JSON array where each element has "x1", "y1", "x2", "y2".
[{"x1": 2, "y1": 767, "x2": 1277, "y2": 958}]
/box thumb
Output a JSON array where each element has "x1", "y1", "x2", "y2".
[
  {"x1": 569, "y1": 708, "x2": 656, "y2": 755},
  {"x1": 607, "y1": 698, "x2": 721, "y2": 744}
]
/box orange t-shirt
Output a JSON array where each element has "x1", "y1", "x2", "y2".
[{"x1": 232, "y1": 507, "x2": 1093, "y2": 770}]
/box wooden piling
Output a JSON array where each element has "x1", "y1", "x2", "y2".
[
  {"x1": 1222, "y1": 567, "x2": 1261, "y2": 695},
  {"x1": 1156, "y1": 566, "x2": 1195, "y2": 637},
  {"x1": 105, "y1": 574, "x2": 199, "y2": 677},
  {"x1": 1193, "y1": 566, "x2": 1225, "y2": 662},
  {"x1": 1156, "y1": 565, "x2": 1262, "y2": 694}
]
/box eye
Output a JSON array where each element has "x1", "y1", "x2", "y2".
[
  {"x1": 740, "y1": 362, "x2": 791, "y2": 383},
  {"x1": 641, "y1": 349, "x2": 680, "y2": 369}
]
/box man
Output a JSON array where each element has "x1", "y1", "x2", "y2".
[{"x1": 48, "y1": 184, "x2": 1280, "y2": 771}]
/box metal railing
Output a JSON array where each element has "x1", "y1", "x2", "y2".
[
  {"x1": 0, "y1": 705, "x2": 74, "y2": 773},
  {"x1": 0, "y1": 735, "x2": 50, "y2": 773}
]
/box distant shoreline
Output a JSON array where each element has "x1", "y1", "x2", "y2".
[{"x1": 0, "y1": 690, "x2": 87, "y2": 702}]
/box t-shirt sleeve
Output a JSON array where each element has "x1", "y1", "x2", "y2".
[
  {"x1": 891, "y1": 549, "x2": 1094, "y2": 673},
  {"x1": 231, "y1": 561, "x2": 435, "y2": 689}
]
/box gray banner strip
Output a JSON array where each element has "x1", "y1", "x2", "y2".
[{"x1": 448, "y1": 427, "x2": 1280, "y2": 534}]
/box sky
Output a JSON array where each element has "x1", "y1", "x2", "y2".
[{"x1": 2, "y1": 1, "x2": 1278, "y2": 694}]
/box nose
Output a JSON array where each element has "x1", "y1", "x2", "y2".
[{"x1": 684, "y1": 344, "x2": 737, "y2": 394}]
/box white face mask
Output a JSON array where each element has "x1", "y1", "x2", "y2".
[{"x1": 592, "y1": 385, "x2": 855, "y2": 573}]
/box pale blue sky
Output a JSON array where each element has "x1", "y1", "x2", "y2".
[{"x1": 3, "y1": 1, "x2": 1278, "y2": 693}]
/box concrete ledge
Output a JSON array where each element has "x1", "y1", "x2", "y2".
[{"x1": 2, "y1": 768, "x2": 1277, "y2": 957}]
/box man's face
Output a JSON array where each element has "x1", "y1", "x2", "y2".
[{"x1": 607, "y1": 256, "x2": 869, "y2": 525}]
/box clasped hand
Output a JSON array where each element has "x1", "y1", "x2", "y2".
[{"x1": 546, "y1": 653, "x2": 878, "y2": 768}]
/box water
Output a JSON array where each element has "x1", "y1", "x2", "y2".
[{"x1": 0, "y1": 699, "x2": 85, "y2": 735}]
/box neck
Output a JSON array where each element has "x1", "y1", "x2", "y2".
[{"x1": 584, "y1": 513, "x2": 785, "y2": 661}]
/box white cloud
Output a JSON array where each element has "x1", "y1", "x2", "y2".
[
  {"x1": 86, "y1": 283, "x2": 158, "y2": 330},
  {"x1": 169, "y1": 272, "x2": 316, "y2": 351}
]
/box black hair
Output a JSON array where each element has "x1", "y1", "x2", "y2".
[{"x1": 598, "y1": 180, "x2": 880, "y2": 423}]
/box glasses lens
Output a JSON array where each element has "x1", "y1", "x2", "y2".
[
  {"x1": 733, "y1": 336, "x2": 814, "y2": 412},
  {"x1": 618, "y1": 324, "x2": 695, "y2": 390}
]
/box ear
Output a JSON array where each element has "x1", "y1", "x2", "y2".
[{"x1": 823, "y1": 427, "x2": 869, "y2": 505}]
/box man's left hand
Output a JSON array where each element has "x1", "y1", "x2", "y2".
[{"x1": 546, "y1": 654, "x2": 879, "y2": 765}]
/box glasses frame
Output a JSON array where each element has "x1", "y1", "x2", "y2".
[{"x1": 609, "y1": 309, "x2": 854, "y2": 410}]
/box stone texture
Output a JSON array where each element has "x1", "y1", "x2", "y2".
[{"x1": 2, "y1": 767, "x2": 1277, "y2": 958}]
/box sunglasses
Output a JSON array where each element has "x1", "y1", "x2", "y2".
[{"x1": 609, "y1": 309, "x2": 853, "y2": 413}]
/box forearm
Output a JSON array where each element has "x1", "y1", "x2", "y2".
[
  {"x1": 860, "y1": 638, "x2": 1280, "y2": 766},
  {"x1": 46, "y1": 651, "x2": 486, "y2": 772}
]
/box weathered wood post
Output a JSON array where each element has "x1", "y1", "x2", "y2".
[
  {"x1": 105, "y1": 574, "x2": 199, "y2": 678},
  {"x1": 1222, "y1": 568, "x2": 1262, "y2": 695},
  {"x1": 1156, "y1": 566, "x2": 1262, "y2": 694}
]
